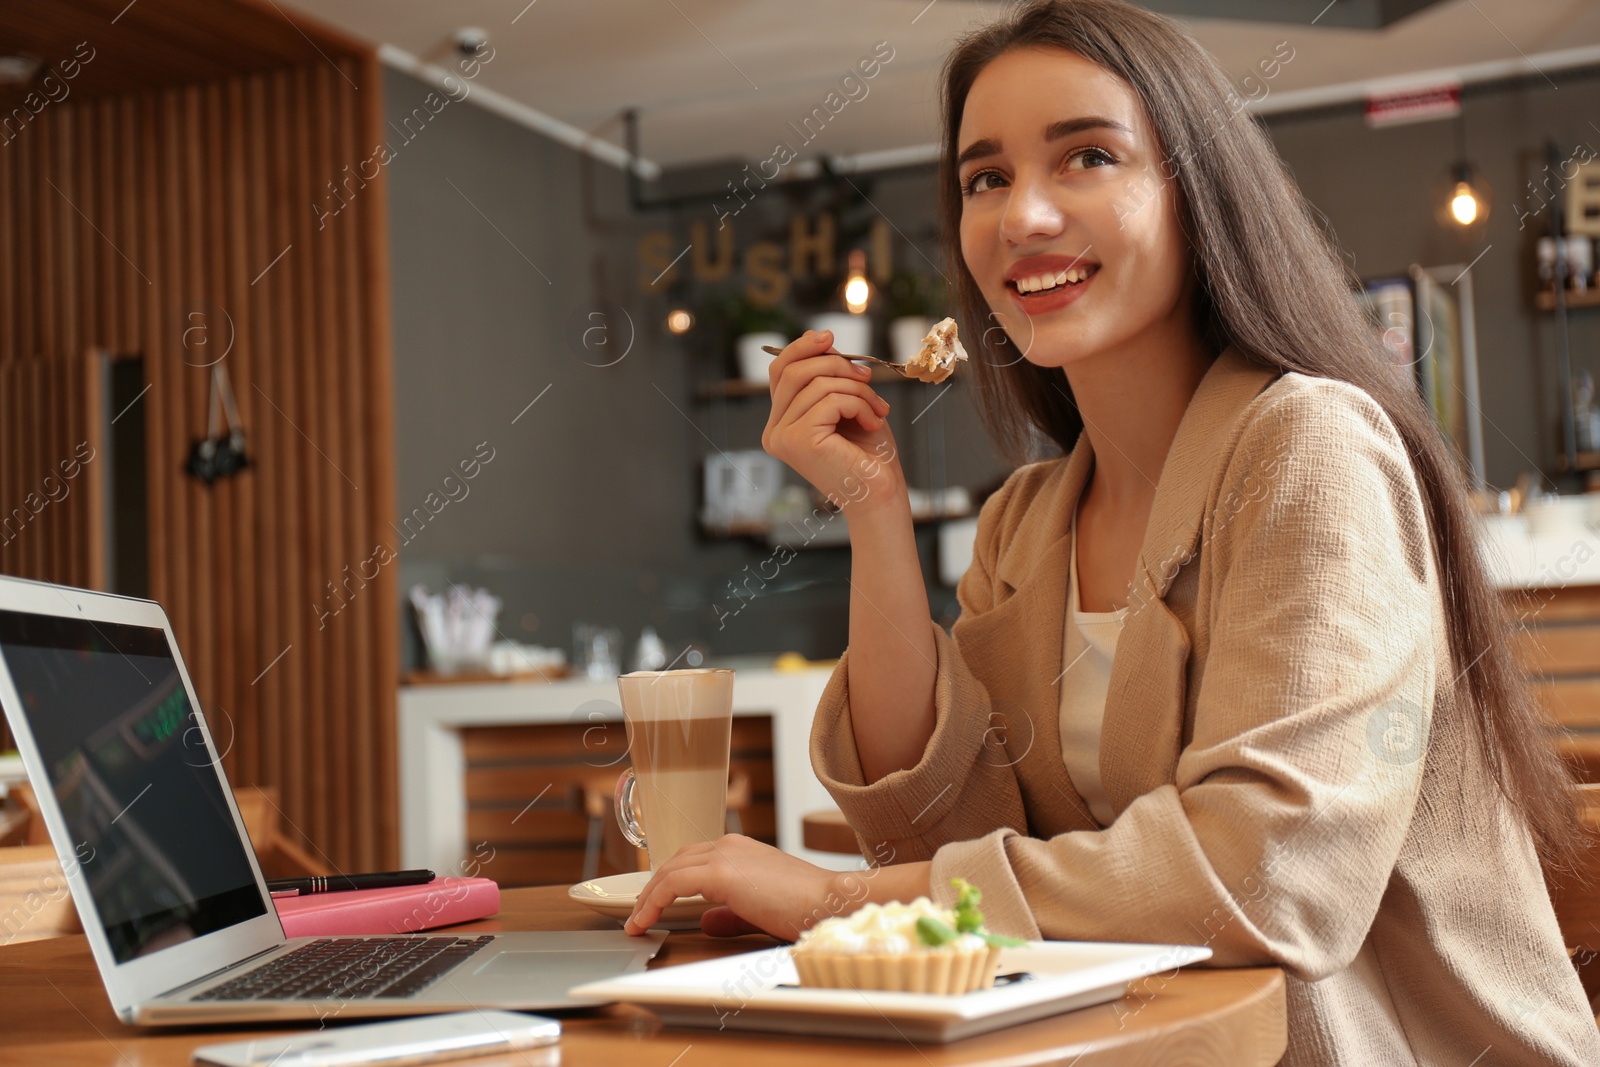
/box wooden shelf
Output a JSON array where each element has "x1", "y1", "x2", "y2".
[
  {"x1": 695, "y1": 365, "x2": 932, "y2": 401},
  {"x1": 1535, "y1": 288, "x2": 1600, "y2": 311},
  {"x1": 1557, "y1": 450, "x2": 1600, "y2": 473},
  {"x1": 701, "y1": 507, "x2": 973, "y2": 543},
  {"x1": 697, "y1": 379, "x2": 771, "y2": 400},
  {"x1": 699, "y1": 519, "x2": 773, "y2": 538}
]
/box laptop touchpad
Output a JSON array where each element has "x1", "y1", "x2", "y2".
[{"x1": 474, "y1": 949, "x2": 643, "y2": 980}]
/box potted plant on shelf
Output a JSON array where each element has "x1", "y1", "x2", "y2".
[
  {"x1": 715, "y1": 294, "x2": 802, "y2": 384},
  {"x1": 887, "y1": 269, "x2": 938, "y2": 364}
]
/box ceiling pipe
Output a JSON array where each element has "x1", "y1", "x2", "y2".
[{"x1": 379, "y1": 43, "x2": 660, "y2": 180}]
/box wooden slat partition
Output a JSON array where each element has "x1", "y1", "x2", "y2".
[
  {"x1": 0, "y1": 19, "x2": 398, "y2": 871},
  {"x1": 1548, "y1": 784, "x2": 1600, "y2": 1002},
  {"x1": 0, "y1": 354, "x2": 105, "y2": 592}
]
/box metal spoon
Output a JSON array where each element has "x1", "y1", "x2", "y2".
[{"x1": 760, "y1": 344, "x2": 915, "y2": 378}]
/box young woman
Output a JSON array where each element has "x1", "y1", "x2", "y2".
[{"x1": 625, "y1": 1, "x2": 1600, "y2": 1060}]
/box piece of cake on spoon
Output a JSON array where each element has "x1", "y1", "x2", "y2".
[{"x1": 904, "y1": 317, "x2": 969, "y2": 383}]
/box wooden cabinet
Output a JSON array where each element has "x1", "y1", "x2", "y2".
[{"x1": 1508, "y1": 585, "x2": 1600, "y2": 780}]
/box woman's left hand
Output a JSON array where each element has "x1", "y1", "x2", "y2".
[{"x1": 623, "y1": 834, "x2": 838, "y2": 940}]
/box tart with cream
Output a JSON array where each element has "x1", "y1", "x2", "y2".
[
  {"x1": 904, "y1": 317, "x2": 968, "y2": 383},
  {"x1": 790, "y1": 878, "x2": 1023, "y2": 994}
]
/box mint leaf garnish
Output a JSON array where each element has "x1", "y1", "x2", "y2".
[
  {"x1": 951, "y1": 877, "x2": 984, "y2": 933},
  {"x1": 916, "y1": 916, "x2": 958, "y2": 947},
  {"x1": 979, "y1": 931, "x2": 1027, "y2": 948},
  {"x1": 946, "y1": 877, "x2": 1022, "y2": 945}
]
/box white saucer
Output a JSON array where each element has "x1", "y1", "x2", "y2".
[{"x1": 568, "y1": 870, "x2": 713, "y2": 931}]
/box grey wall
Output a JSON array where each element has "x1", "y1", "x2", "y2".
[{"x1": 384, "y1": 68, "x2": 1010, "y2": 669}]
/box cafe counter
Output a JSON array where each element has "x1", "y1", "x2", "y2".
[{"x1": 399, "y1": 660, "x2": 854, "y2": 881}]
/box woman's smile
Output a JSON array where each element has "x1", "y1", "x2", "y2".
[{"x1": 1005, "y1": 252, "x2": 1100, "y2": 315}]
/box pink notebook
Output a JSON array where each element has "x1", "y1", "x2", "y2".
[{"x1": 274, "y1": 877, "x2": 500, "y2": 938}]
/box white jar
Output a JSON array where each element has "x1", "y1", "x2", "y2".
[
  {"x1": 808, "y1": 312, "x2": 871, "y2": 359},
  {"x1": 1564, "y1": 236, "x2": 1593, "y2": 291},
  {"x1": 736, "y1": 331, "x2": 787, "y2": 383}
]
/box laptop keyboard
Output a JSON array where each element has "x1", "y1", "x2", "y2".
[{"x1": 192, "y1": 935, "x2": 496, "y2": 1001}]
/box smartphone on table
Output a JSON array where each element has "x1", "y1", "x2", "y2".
[{"x1": 191, "y1": 1010, "x2": 560, "y2": 1067}]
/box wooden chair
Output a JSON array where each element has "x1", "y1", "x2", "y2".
[
  {"x1": 802, "y1": 808, "x2": 864, "y2": 856},
  {"x1": 0, "y1": 780, "x2": 80, "y2": 940},
  {"x1": 231, "y1": 785, "x2": 332, "y2": 880},
  {"x1": 0, "y1": 844, "x2": 83, "y2": 943},
  {"x1": 0, "y1": 782, "x2": 327, "y2": 946},
  {"x1": 9, "y1": 781, "x2": 328, "y2": 876},
  {"x1": 1558, "y1": 735, "x2": 1600, "y2": 787},
  {"x1": 0, "y1": 801, "x2": 29, "y2": 848},
  {"x1": 6, "y1": 783, "x2": 51, "y2": 846},
  {"x1": 1550, "y1": 784, "x2": 1600, "y2": 1012},
  {"x1": 576, "y1": 769, "x2": 753, "y2": 880}
]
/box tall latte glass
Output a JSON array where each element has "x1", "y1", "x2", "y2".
[{"x1": 614, "y1": 668, "x2": 733, "y2": 869}]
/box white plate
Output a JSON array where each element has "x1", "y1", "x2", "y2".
[
  {"x1": 568, "y1": 939, "x2": 1212, "y2": 1043},
  {"x1": 568, "y1": 871, "x2": 713, "y2": 931}
]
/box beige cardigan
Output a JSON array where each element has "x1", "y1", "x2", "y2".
[{"x1": 811, "y1": 346, "x2": 1600, "y2": 1066}]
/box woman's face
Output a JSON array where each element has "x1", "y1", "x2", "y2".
[{"x1": 957, "y1": 46, "x2": 1196, "y2": 371}]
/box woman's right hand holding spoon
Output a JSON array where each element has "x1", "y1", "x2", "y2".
[{"x1": 761, "y1": 329, "x2": 905, "y2": 515}]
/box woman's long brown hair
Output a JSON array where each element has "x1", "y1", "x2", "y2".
[{"x1": 939, "y1": 0, "x2": 1581, "y2": 871}]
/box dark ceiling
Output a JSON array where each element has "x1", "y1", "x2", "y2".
[
  {"x1": 1137, "y1": 0, "x2": 1452, "y2": 28},
  {"x1": 0, "y1": 0, "x2": 367, "y2": 101}
]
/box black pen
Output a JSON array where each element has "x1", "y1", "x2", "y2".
[{"x1": 267, "y1": 869, "x2": 436, "y2": 896}]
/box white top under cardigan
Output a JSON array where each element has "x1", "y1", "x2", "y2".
[{"x1": 1058, "y1": 512, "x2": 1126, "y2": 827}]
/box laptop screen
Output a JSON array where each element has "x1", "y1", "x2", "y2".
[{"x1": 0, "y1": 608, "x2": 267, "y2": 964}]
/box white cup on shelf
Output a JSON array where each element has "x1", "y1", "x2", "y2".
[
  {"x1": 808, "y1": 312, "x2": 871, "y2": 359},
  {"x1": 736, "y1": 331, "x2": 787, "y2": 384}
]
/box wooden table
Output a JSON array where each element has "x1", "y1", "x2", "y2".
[{"x1": 0, "y1": 886, "x2": 1287, "y2": 1066}]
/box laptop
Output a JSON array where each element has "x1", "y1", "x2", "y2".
[{"x1": 0, "y1": 574, "x2": 664, "y2": 1024}]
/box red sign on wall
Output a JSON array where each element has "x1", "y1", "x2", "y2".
[{"x1": 1364, "y1": 83, "x2": 1461, "y2": 128}]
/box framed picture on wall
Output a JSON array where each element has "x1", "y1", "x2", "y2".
[{"x1": 1356, "y1": 265, "x2": 1486, "y2": 490}]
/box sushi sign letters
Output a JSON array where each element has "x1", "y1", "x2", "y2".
[{"x1": 637, "y1": 212, "x2": 893, "y2": 306}]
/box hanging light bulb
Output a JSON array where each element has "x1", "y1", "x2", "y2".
[
  {"x1": 843, "y1": 249, "x2": 871, "y2": 314},
  {"x1": 1443, "y1": 161, "x2": 1491, "y2": 228},
  {"x1": 665, "y1": 308, "x2": 694, "y2": 334},
  {"x1": 1437, "y1": 112, "x2": 1490, "y2": 230}
]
